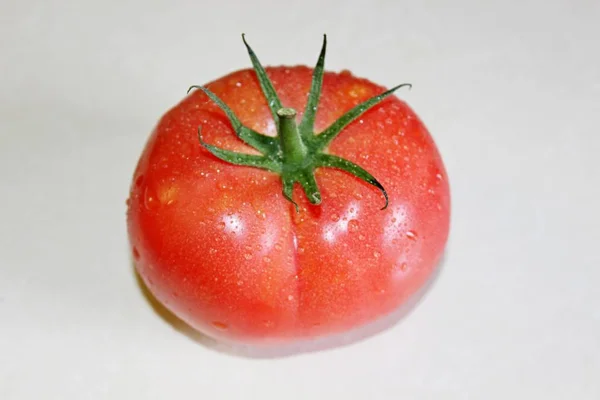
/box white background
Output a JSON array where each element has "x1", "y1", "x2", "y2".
[{"x1": 1, "y1": 0, "x2": 599, "y2": 398}]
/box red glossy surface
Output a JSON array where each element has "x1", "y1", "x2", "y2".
[{"x1": 127, "y1": 66, "x2": 450, "y2": 344}]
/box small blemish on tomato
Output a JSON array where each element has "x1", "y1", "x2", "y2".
[
  {"x1": 406, "y1": 231, "x2": 418, "y2": 240},
  {"x1": 158, "y1": 184, "x2": 178, "y2": 205},
  {"x1": 132, "y1": 247, "x2": 140, "y2": 260},
  {"x1": 212, "y1": 321, "x2": 228, "y2": 330}
]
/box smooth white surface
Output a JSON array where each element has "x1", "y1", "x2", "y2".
[{"x1": 1, "y1": 0, "x2": 599, "y2": 398}]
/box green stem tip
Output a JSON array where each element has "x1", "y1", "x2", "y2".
[{"x1": 188, "y1": 34, "x2": 411, "y2": 211}]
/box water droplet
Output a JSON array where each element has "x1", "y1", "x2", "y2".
[
  {"x1": 217, "y1": 222, "x2": 225, "y2": 230},
  {"x1": 125, "y1": 197, "x2": 131, "y2": 207},
  {"x1": 143, "y1": 187, "x2": 159, "y2": 210},
  {"x1": 212, "y1": 321, "x2": 228, "y2": 330},
  {"x1": 400, "y1": 263, "x2": 408, "y2": 271},
  {"x1": 132, "y1": 247, "x2": 140, "y2": 260},
  {"x1": 330, "y1": 213, "x2": 340, "y2": 222},
  {"x1": 244, "y1": 253, "x2": 253, "y2": 260},
  {"x1": 428, "y1": 188, "x2": 435, "y2": 194},
  {"x1": 353, "y1": 192, "x2": 363, "y2": 200},
  {"x1": 274, "y1": 243, "x2": 282, "y2": 251},
  {"x1": 373, "y1": 251, "x2": 381, "y2": 258},
  {"x1": 298, "y1": 247, "x2": 305, "y2": 254},
  {"x1": 263, "y1": 256, "x2": 271, "y2": 263},
  {"x1": 263, "y1": 320, "x2": 274, "y2": 328},
  {"x1": 406, "y1": 231, "x2": 418, "y2": 240},
  {"x1": 235, "y1": 82, "x2": 242, "y2": 87},
  {"x1": 385, "y1": 118, "x2": 393, "y2": 125},
  {"x1": 436, "y1": 173, "x2": 443, "y2": 180},
  {"x1": 348, "y1": 219, "x2": 359, "y2": 233},
  {"x1": 209, "y1": 248, "x2": 217, "y2": 255},
  {"x1": 358, "y1": 234, "x2": 365, "y2": 241},
  {"x1": 237, "y1": 280, "x2": 243, "y2": 286},
  {"x1": 288, "y1": 295, "x2": 294, "y2": 301}
]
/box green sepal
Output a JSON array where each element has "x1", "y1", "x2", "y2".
[
  {"x1": 198, "y1": 127, "x2": 281, "y2": 173},
  {"x1": 315, "y1": 153, "x2": 389, "y2": 210},
  {"x1": 282, "y1": 175, "x2": 299, "y2": 212},
  {"x1": 312, "y1": 83, "x2": 412, "y2": 151},
  {"x1": 187, "y1": 85, "x2": 279, "y2": 154},
  {"x1": 242, "y1": 34, "x2": 283, "y2": 131},
  {"x1": 299, "y1": 34, "x2": 327, "y2": 138}
]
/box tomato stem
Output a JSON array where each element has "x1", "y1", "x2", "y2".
[{"x1": 277, "y1": 108, "x2": 308, "y2": 166}]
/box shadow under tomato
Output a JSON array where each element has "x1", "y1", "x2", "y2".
[{"x1": 133, "y1": 253, "x2": 448, "y2": 359}]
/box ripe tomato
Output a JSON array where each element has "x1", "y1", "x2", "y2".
[{"x1": 127, "y1": 36, "x2": 450, "y2": 345}]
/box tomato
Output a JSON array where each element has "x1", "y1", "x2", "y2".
[{"x1": 127, "y1": 35, "x2": 450, "y2": 345}]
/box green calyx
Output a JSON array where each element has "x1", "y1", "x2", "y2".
[{"x1": 188, "y1": 34, "x2": 411, "y2": 212}]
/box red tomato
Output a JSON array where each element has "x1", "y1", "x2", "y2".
[{"x1": 127, "y1": 36, "x2": 450, "y2": 345}]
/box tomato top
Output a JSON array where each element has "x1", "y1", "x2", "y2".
[{"x1": 127, "y1": 36, "x2": 450, "y2": 344}]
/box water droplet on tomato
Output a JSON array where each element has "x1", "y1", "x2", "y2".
[
  {"x1": 217, "y1": 222, "x2": 225, "y2": 230},
  {"x1": 373, "y1": 251, "x2": 381, "y2": 258},
  {"x1": 436, "y1": 173, "x2": 443, "y2": 181},
  {"x1": 135, "y1": 175, "x2": 144, "y2": 187},
  {"x1": 143, "y1": 187, "x2": 159, "y2": 210},
  {"x1": 237, "y1": 280, "x2": 244, "y2": 286},
  {"x1": 288, "y1": 295, "x2": 294, "y2": 301},
  {"x1": 330, "y1": 213, "x2": 340, "y2": 222},
  {"x1": 263, "y1": 256, "x2": 271, "y2": 263},
  {"x1": 406, "y1": 231, "x2": 418, "y2": 240},
  {"x1": 212, "y1": 321, "x2": 228, "y2": 330},
  {"x1": 359, "y1": 234, "x2": 366, "y2": 241},
  {"x1": 348, "y1": 219, "x2": 359, "y2": 233},
  {"x1": 132, "y1": 247, "x2": 140, "y2": 260},
  {"x1": 126, "y1": 197, "x2": 131, "y2": 207},
  {"x1": 400, "y1": 263, "x2": 408, "y2": 271},
  {"x1": 263, "y1": 320, "x2": 274, "y2": 328},
  {"x1": 209, "y1": 248, "x2": 217, "y2": 255},
  {"x1": 244, "y1": 253, "x2": 253, "y2": 260}
]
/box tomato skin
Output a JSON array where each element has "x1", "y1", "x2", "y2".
[{"x1": 127, "y1": 66, "x2": 450, "y2": 344}]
